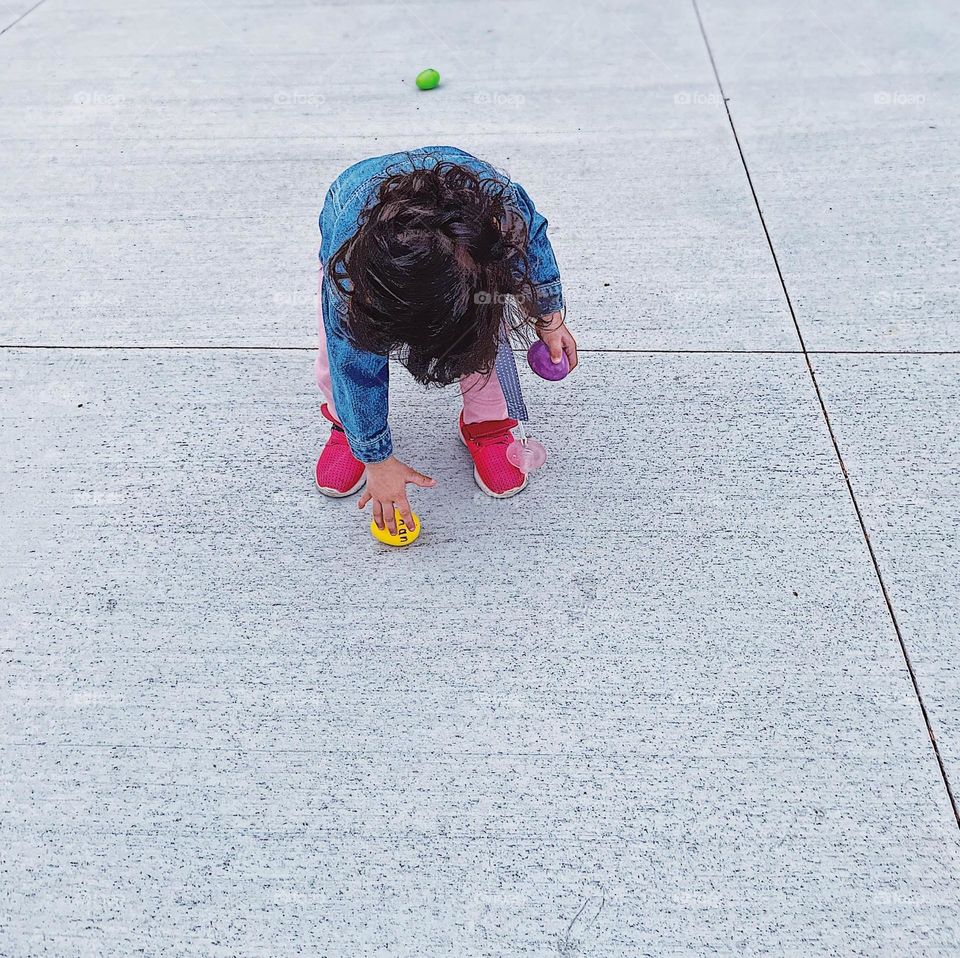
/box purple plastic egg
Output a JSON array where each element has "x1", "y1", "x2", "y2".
[{"x1": 527, "y1": 340, "x2": 570, "y2": 381}]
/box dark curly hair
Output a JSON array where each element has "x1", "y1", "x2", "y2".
[{"x1": 326, "y1": 160, "x2": 544, "y2": 386}]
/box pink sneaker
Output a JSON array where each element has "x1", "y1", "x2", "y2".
[
  {"x1": 315, "y1": 404, "x2": 366, "y2": 497},
  {"x1": 458, "y1": 413, "x2": 528, "y2": 498}
]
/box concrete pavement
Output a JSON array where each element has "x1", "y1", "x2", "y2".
[{"x1": 2, "y1": 0, "x2": 959, "y2": 954}]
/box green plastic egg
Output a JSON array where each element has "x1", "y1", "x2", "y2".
[{"x1": 415, "y1": 68, "x2": 440, "y2": 91}]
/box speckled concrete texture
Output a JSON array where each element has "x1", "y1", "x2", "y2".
[
  {"x1": 813, "y1": 355, "x2": 960, "y2": 804},
  {"x1": 3, "y1": 0, "x2": 960, "y2": 954},
  {"x1": 3, "y1": 350, "x2": 960, "y2": 954},
  {"x1": 0, "y1": 0, "x2": 794, "y2": 349},
  {"x1": 695, "y1": 0, "x2": 960, "y2": 350}
]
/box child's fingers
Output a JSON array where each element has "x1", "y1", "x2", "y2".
[
  {"x1": 397, "y1": 495, "x2": 415, "y2": 529},
  {"x1": 564, "y1": 337, "x2": 579, "y2": 370},
  {"x1": 358, "y1": 490, "x2": 371, "y2": 509},
  {"x1": 383, "y1": 502, "x2": 398, "y2": 535},
  {"x1": 407, "y1": 470, "x2": 436, "y2": 488},
  {"x1": 372, "y1": 500, "x2": 385, "y2": 530}
]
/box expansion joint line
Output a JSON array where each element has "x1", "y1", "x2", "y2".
[{"x1": 691, "y1": 0, "x2": 960, "y2": 830}]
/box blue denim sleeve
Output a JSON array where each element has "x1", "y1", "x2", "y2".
[
  {"x1": 319, "y1": 186, "x2": 393, "y2": 464},
  {"x1": 318, "y1": 187, "x2": 338, "y2": 264},
  {"x1": 511, "y1": 182, "x2": 565, "y2": 316},
  {"x1": 320, "y1": 281, "x2": 393, "y2": 463}
]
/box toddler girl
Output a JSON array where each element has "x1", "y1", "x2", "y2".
[{"x1": 315, "y1": 145, "x2": 577, "y2": 534}]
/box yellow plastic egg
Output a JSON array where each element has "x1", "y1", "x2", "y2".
[{"x1": 370, "y1": 510, "x2": 421, "y2": 547}]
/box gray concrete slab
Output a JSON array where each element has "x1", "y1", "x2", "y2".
[
  {"x1": 4, "y1": 0, "x2": 960, "y2": 952},
  {"x1": 0, "y1": 0, "x2": 796, "y2": 348},
  {"x1": 814, "y1": 353, "x2": 960, "y2": 799},
  {"x1": 0, "y1": 0, "x2": 41, "y2": 28},
  {"x1": 3, "y1": 349, "x2": 959, "y2": 954},
  {"x1": 696, "y1": 0, "x2": 960, "y2": 350}
]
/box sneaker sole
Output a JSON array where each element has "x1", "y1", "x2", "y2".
[
  {"x1": 315, "y1": 471, "x2": 366, "y2": 498},
  {"x1": 458, "y1": 424, "x2": 528, "y2": 499}
]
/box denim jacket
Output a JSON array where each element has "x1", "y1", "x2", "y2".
[{"x1": 318, "y1": 145, "x2": 564, "y2": 463}]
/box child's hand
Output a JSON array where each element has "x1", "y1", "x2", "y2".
[
  {"x1": 360, "y1": 456, "x2": 436, "y2": 534},
  {"x1": 538, "y1": 312, "x2": 578, "y2": 371}
]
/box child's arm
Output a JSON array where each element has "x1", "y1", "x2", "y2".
[
  {"x1": 323, "y1": 299, "x2": 435, "y2": 535},
  {"x1": 511, "y1": 182, "x2": 565, "y2": 317},
  {"x1": 322, "y1": 307, "x2": 393, "y2": 464},
  {"x1": 320, "y1": 189, "x2": 395, "y2": 465},
  {"x1": 512, "y1": 182, "x2": 578, "y2": 372},
  {"x1": 321, "y1": 195, "x2": 435, "y2": 535}
]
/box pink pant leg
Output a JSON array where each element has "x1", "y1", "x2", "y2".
[
  {"x1": 460, "y1": 368, "x2": 508, "y2": 424},
  {"x1": 315, "y1": 264, "x2": 338, "y2": 420}
]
